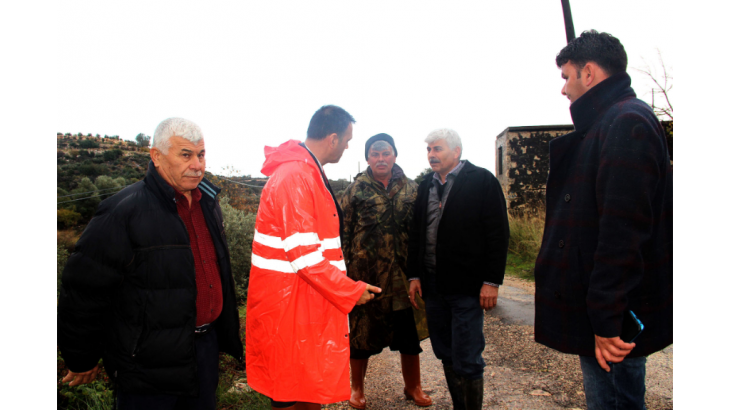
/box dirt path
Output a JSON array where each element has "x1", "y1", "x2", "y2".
[{"x1": 324, "y1": 277, "x2": 673, "y2": 410}]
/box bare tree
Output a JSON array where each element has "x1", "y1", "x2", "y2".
[{"x1": 633, "y1": 49, "x2": 673, "y2": 120}]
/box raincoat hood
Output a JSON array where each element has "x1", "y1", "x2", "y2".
[{"x1": 261, "y1": 139, "x2": 315, "y2": 177}]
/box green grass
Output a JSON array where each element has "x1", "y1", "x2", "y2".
[
  {"x1": 505, "y1": 211, "x2": 545, "y2": 282},
  {"x1": 58, "y1": 305, "x2": 266, "y2": 409},
  {"x1": 505, "y1": 253, "x2": 537, "y2": 281},
  {"x1": 214, "y1": 304, "x2": 271, "y2": 409},
  {"x1": 215, "y1": 353, "x2": 270, "y2": 410}
]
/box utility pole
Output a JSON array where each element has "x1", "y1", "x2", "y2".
[{"x1": 561, "y1": 0, "x2": 576, "y2": 43}]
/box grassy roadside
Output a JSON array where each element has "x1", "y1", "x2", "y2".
[
  {"x1": 505, "y1": 253, "x2": 537, "y2": 281},
  {"x1": 504, "y1": 211, "x2": 545, "y2": 282},
  {"x1": 57, "y1": 306, "x2": 267, "y2": 410},
  {"x1": 215, "y1": 306, "x2": 270, "y2": 410}
]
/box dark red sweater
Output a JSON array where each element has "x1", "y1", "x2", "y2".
[{"x1": 175, "y1": 188, "x2": 223, "y2": 326}]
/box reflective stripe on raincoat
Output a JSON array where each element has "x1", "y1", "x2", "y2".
[{"x1": 246, "y1": 140, "x2": 367, "y2": 403}]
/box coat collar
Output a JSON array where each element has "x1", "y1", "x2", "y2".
[
  {"x1": 144, "y1": 161, "x2": 220, "y2": 207},
  {"x1": 443, "y1": 160, "x2": 475, "y2": 201},
  {"x1": 422, "y1": 160, "x2": 476, "y2": 188},
  {"x1": 569, "y1": 72, "x2": 636, "y2": 133}
]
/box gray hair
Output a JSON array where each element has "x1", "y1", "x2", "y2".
[
  {"x1": 152, "y1": 117, "x2": 204, "y2": 154},
  {"x1": 425, "y1": 128, "x2": 462, "y2": 158},
  {"x1": 369, "y1": 140, "x2": 394, "y2": 153}
]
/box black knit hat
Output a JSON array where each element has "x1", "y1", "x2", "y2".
[{"x1": 365, "y1": 133, "x2": 398, "y2": 160}]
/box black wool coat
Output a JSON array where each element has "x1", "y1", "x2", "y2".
[
  {"x1": 406, "y1": 161, "x2": 510, "y2": 297},
  {"x1": 534, "y1": 72, "x2": 673, "y2": 357},
  {"x1": 58, "y1": 162, "x2": 243, "y2": 395}
]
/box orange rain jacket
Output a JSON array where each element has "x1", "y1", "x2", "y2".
[{"x1": 246, "y1": 140, "x2": 367, "y2": 404}]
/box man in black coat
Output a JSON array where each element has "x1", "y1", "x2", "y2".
[
  {"x1": 407, "y1": 129, "x2": 509, "y2": 410},
  {"x1": 534, "y1": 30, "x2": 672, "y2": 410},
  {"x1": 58, "y1": 118, "x2": 243, "y2": 410}
]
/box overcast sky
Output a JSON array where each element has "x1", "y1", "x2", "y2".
[{"x1": 54, "y1": 0, "x2": 674, "y2": 180}]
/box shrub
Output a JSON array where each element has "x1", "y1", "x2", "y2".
[
  {"x1": 57, "y1": 209, "x2": 82, "y2": 230},
  {"x1": 94, "y1": 175, "x2": 121, "y2": 191},
  {"x1": 79, "y1": 162, "x2": 108, "y2": 178},
  {"x1": 70, "y1": 177, "x2": 102, "y2": 220},
  {"x1": 220, "y1": 197, "x2": 256, "y2": 302},
  {"x1": 103, "y1": 149, "x2": 123, "y2": 161},
  {"x1": 79, "y1": 139, "x2": 100, "y2": 149},
  {"x1": 57, "y1": 245, "x2": 69, "y2": 298},
  {"x1": 58, "y1": 229, "x2": 81, "y2": 252}
]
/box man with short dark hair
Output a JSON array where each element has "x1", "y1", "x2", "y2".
[
  {"x1": 341, "y1": 133, "x2": 432, "y2": 409},
  {"x1": 407, "y1": 129, "x2": 509, "y2": 410},
  {"x1": 58, "y1": 118, "x2": 243, "y2": 410},
  {"x1": 535, "y1": 30, "x2": 673, "y2": 409},
  {"x1": 246, "y1": 105, "x2": 381, "y2": 410}
]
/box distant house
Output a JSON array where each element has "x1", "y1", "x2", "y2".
[{"x1": 495, "y1": 121, "x2": 672, "y2": 214}]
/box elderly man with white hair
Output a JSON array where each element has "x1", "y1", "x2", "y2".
[
  {"x1": 58, "y1": 118, "x2": 243, "y2": 410},
  {"x1": 406, "y1": 129, "x2": 509, "y2": 410}
]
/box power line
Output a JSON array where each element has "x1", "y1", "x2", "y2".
[
  {"x1": 57, "y1": 184, "x2": 131, "y2": 198},
  {"x1": 57, "y1": 190, "x2": 122, "y2": 205},
  {"x1": 57, "y1": 177, "x2": 265, "y2": 206},
  {"x1": 217, "y1": 176, "x2": 266, "y2": 189}
]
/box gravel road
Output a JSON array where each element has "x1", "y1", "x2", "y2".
[{"x1": 322, "y1": 277, "x2": 673, "y2": 410}]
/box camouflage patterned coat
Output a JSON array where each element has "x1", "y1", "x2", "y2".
[{"x1": 340, "y1": 164, "x2": 428, "y2": 351}]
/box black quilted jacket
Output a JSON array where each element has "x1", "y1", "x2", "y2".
[{"x1": 58, "y1": 162, "x2": 243, "y2": 395}]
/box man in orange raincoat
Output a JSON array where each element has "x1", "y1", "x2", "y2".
[{"x1": 246, "y1": 105, "x2": 381, "y2": 410}]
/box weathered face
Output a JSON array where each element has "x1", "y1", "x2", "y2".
[
  {"x1": 427, "y1": 139, "x2": 460, "y2": 174},
  {"x1": 367, "y1": 141, "x2": 396, "y2": 180},
  {"x1": 330, "y1": 122, "x2": 353, "y2": 164},
  {"x1": 560, "y1": 61, "x2": 589, "y2": 104},
  {"x1": 151, "y1": 136, "x2": 205, "y2": 194}
]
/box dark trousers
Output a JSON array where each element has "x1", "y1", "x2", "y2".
[
  {"x1": 116, "y1": 328, "x2": 220, "y2": 410},
  {"x1": 425, "y1": 292, "x2": 485, "y2": 380},
  {"x1": 580, "y1": 355, "x2": 647, "y2": 410},
  {"x1": 350, "y1": 308, "x2": 423, "y2": 359}
]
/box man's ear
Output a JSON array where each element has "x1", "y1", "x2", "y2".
[
  {"x1": 454, "y1": 146, "x2": 462, "y2": 159},
  {"x1": 327, "y1": 133, "x2": 339, "y2": 147},
  {"x1": 150, "y1": 147, "x2": 162, "y2": 167},
  {"x1": 581, "y1": 62, "x2": 607, "y2": 87}
]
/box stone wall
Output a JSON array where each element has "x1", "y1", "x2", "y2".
[
  {"x1": 495, "y1": 125, "x2": 574, "y2": 214},
  {"x1": 495, "y1": 121, "x2": 673, "y2": 215}
]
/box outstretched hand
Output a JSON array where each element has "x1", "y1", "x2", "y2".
[
  {"x1": 62, "y1": 363, "x2": 101, "y2": 387},
  {"x1": 594, "y1": 335, "x2": 635, "y2": 372},
  {"x1": 357, "y1": 284, "x2": 382, "y2": 305}
]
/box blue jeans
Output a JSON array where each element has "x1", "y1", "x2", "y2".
[
  {"x1": 425, "y1": 292, "x2": 485, "y2": 380},
  {"x1": 116, "y1": 328, "x2": 220, "y2": 410},
  {"x1": 580, "y1": 355, "x2": 647, "y2": 410}
]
